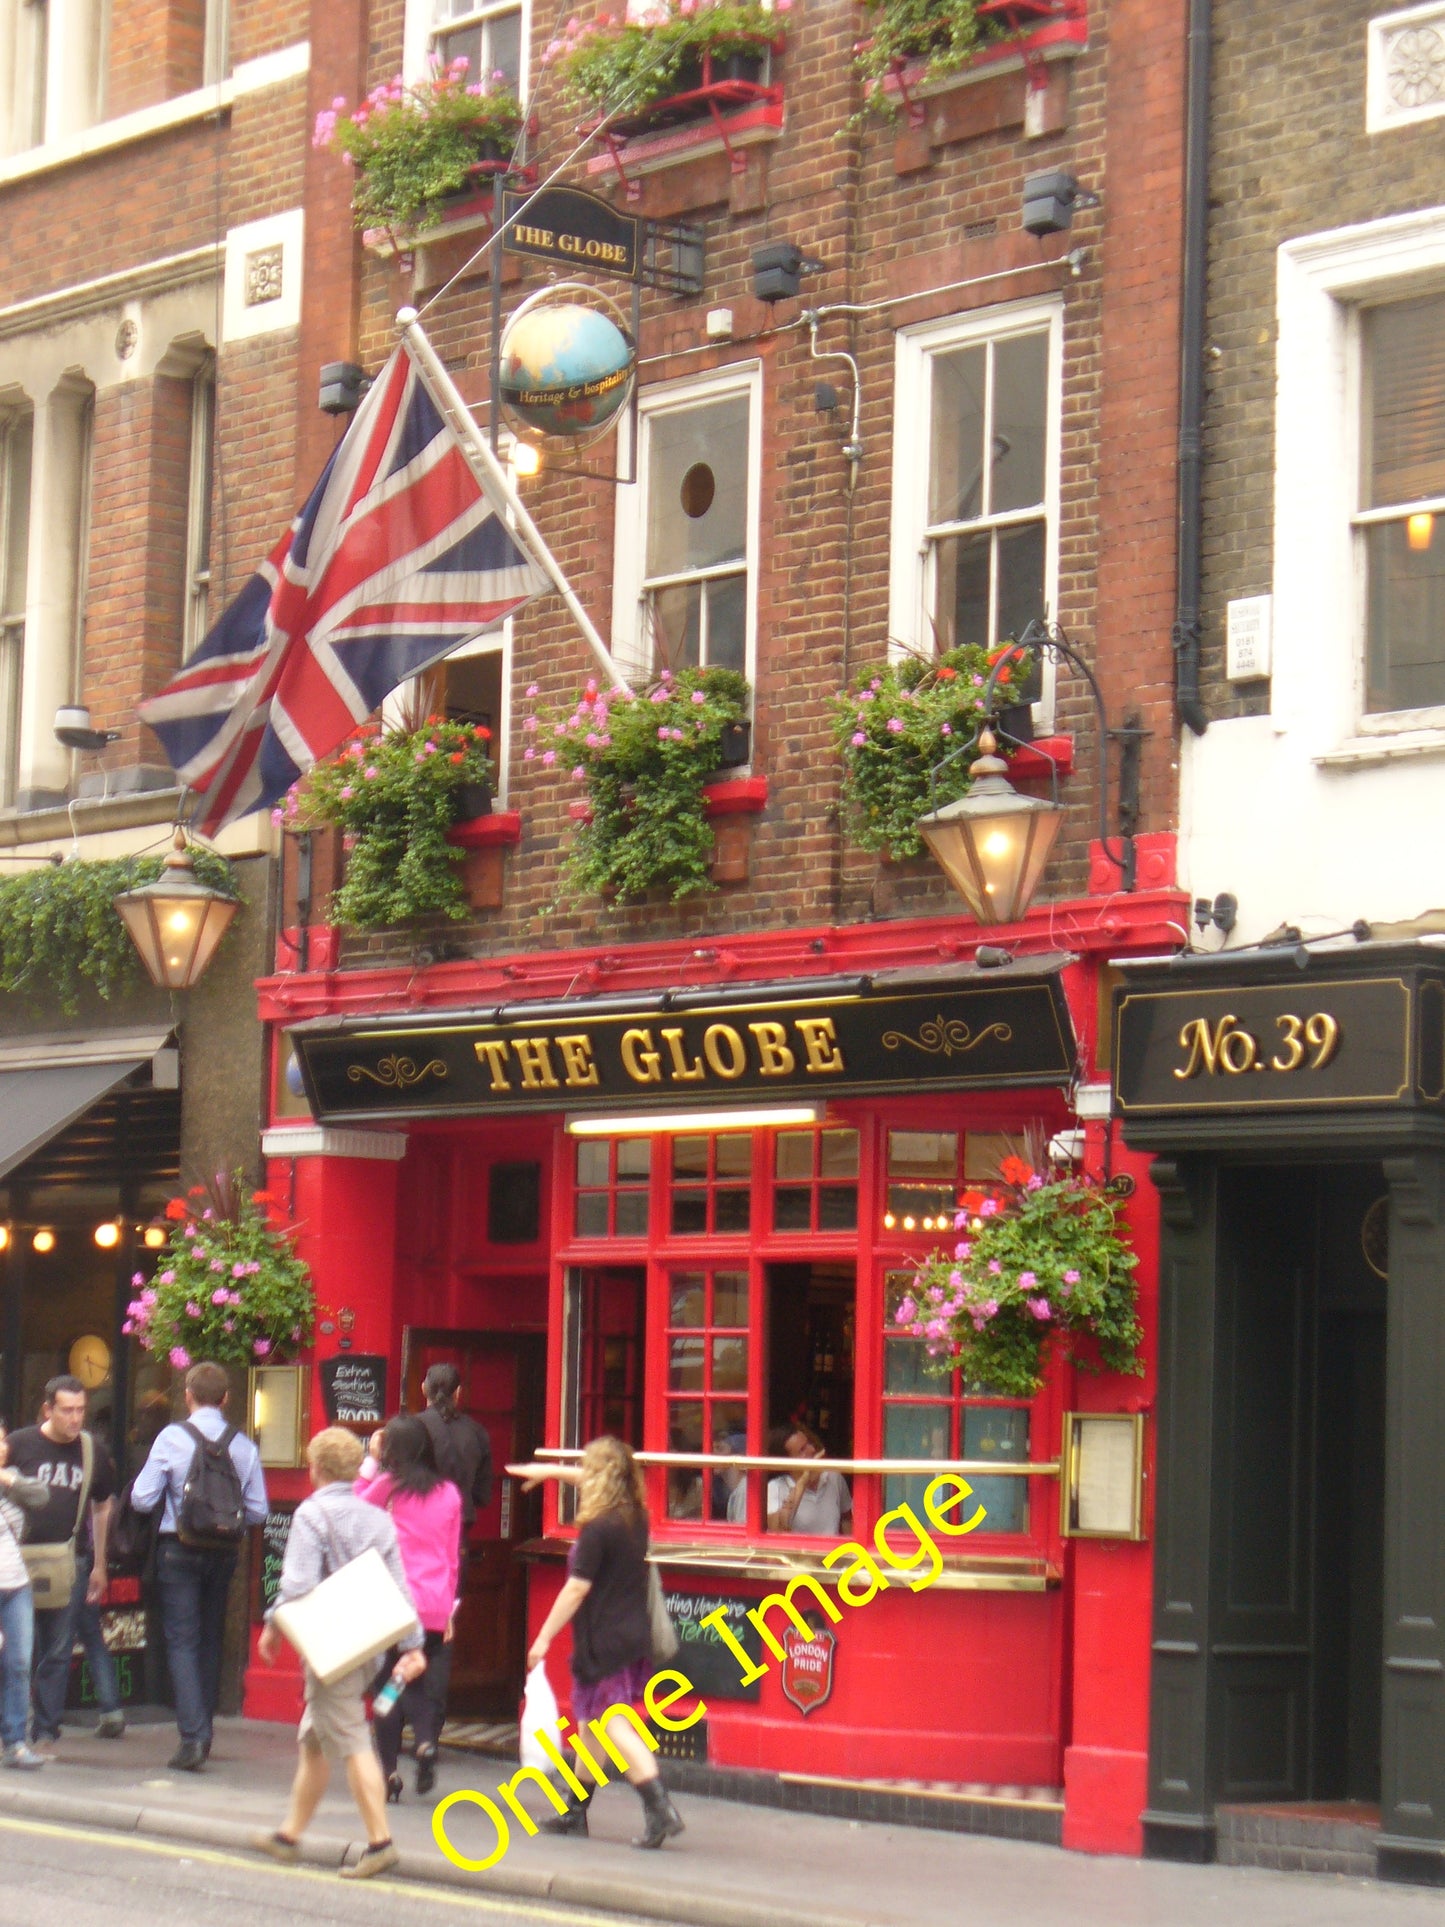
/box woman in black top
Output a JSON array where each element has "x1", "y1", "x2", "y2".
[{"x1": 508, "y1": 1437, "x2": 683, "y2": 1849}]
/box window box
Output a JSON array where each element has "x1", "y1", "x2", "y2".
[
  {"x1": 584, "y1": 44, "x2": 785, "y2": 192},
  {"x1": 566, "y1": 777, "x2": 765, "y2": 884},
  {"x1": 445, "y1": 808, "x2": 521, "y2": 911},
  {"x1": 873, "y1": 0, "x2": 1087, "y2": 124},
  {"x1": 362, "y1": 160, "x2": 539, "y2": 260}
]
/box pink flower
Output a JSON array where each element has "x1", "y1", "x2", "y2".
[
  {"x1": 1063, "y1": 1269, "x2": 1081, "y2": 1284},
  {"x1": 851, "y1": 732, "x2": 866, "y2": 747},
  {"x1": 925, "y1": 1318, "x2": 945, "y2": 1338},
  {"x1": 541, "y1": 750, "x2": 556, "y2": 766},
  {"x1": 186, "y1": 1302, "x2": 201, "y2": 1319},
  {"x1": 894, "y1": 1296, "x2": 917, "y2": 1324},
  {"x1": 1018, "y1": 1270, "x2": 1037, "y2": 1288},
  {"x1": 523, "y1": 716, "x2": 538, "y2": 733},
  {"x1": 191, "y1": 1247, "x2": 206, "y2": 1260},
  {"x1": 691, "y1": 690, "x2": 706, "y2": 704},
  {"x1": 211, "y1": 1288, "x2": 229, "y2": 1305},
  {"x1": 228, "y1": 1291, "x2": 243, "y2": 1306},
  {"x1": 210, "y1": 1258, "x2": 226, "y2": 1272},
  {"x1": 980, "y1": 1198, "x2": 999, "y2": 1217},
  {"x1": 948, "y1": 1270, "x2": 963, "y2": 1288},
  {"x1": 291, "y1": 1327, "x2": 302, "y2": 1342},
  {"x1": 954, "y1": 1211, "x2": 969, "y2": 1230},
  {"x1": 886, "y1": 716, "x2": 904, "y2": 733},
  {"x1": 169, "y1": 1347, "x2": 191, "y2": 1369},
  {"x1": 987, "y1": 1259, "x2": 1002, "y2": 1275},
  {"x1": 1027, "y1": 1296, "x2": 1053, "y2": 1321},
  {"x1": 222, "y1": 1320, "x2": 235, "y2": 1334},
  {"x1": 524, "y1": 746, "x2": 536, "y2": 761},
  {"x1": 232, "y1": 1262, "x2": 246, "y2": 1278},
  {"x1": 364, "y1": 766, "x2": 378, "y2": 780},
  {"x1": 526, "y1": 683, "x2": 539, "y2": 698},
  {"x1": 571, "y1": 765, "x2": 586, "y2": 781},
  {"x1": 144, "y1": 1287, "x2": 160, "y2": 1303},
  {"x1": 1025, "y1": 1173, "x2": 1045, "y2": 1191},
  {"x1": 658, "y1": 726, "x2": 670, "y2": 741},
  {"x1": 253, "y1": 1338, "x2": 272, "y2": 1357},
  {"x1": 339, "y1": 784, "x2": 354, "y2": 800},
  {"x1": 954, "y1": 1241, "x2": 972, "y2": 1260},
  {"x1": 122, "y1": 1320, "x2": 135, "y2": 1335},
  {"x1": 132, "y1": 1271, "x2": 144, "y2": 1286}
]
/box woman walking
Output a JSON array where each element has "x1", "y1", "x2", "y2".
[
  {"x1": 0, "y1": 1419, "x2": 50, "y2": 1770},
  {"x1": 357, "y1": 1414, "x2": 461, "y2": 1799},
  {"x1": 507, "y1": 1437, "x2": 683, "y2": 1850}
]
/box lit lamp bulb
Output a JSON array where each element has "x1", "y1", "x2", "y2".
[
  {"x1": 1408, "y1": 511, "x2": 1435, "y2": 553},
  {"x1": 32, "y1": 1228, "x2": 55, "y2": 1254},
  {"x1": 143, "y1": 1224, "x2": 167, "y2": 1249},
  {"x1": 512, "y1": 442, "x2": 541, "y2": 478},
  {"x1": 882, "y1": 1212, "x2": 897, "y2": 1229},
  {"x1": 903, "y1": 1215, "x2": 917, "y2": 1231},
  {"x1": 93, "y1": 1221, "x2": 121, "y2": 1250},
  {"x1": 0, "y1": 1224, "x2": 9, "y2": 1251}
]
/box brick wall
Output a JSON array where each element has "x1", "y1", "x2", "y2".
[{"x1": 107, "y1": 0, "x2": 206, "y2": 118}]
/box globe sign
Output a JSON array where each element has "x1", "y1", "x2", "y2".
[{"x1": 499, "y1": 298, "x2": 635, "y2": 444}]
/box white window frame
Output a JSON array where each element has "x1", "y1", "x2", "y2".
[
  {"x1": 888, "y1": 297, "x2": 1063, "y2": 723},
  {"x1": 182, "y1": 356, "x2": 215, "y2": 659},
  {"x1": 0, "y1": 405, "x2": 30, "y2": 809},
  {"x1": 403, "y1": 0, "x2": 530, "y2": 98},
  {"x1": 1275, "y1": 205, "x2": 1445, "y2": 764},
  {"x1": 612, "y1": 362, "x2": 763, "y2": 694}
]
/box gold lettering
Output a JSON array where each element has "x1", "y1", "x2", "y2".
[
  {"x1": 702, "y1": 1024, "x2": 747, "y2": 1080},
  {"x1": 556, "y1": 1034, "x2": 601, "y2": 1089},
  {"x1": 1271, "y1": 1013, "x2": 1305, "y2": 1072},
  {"x1": 1175, "y1": 1015, "x2": 1230, "y2": 1079},
  {"x1": 1304, "y1": 1011, "x2": 1340, "y2": 1068},
  {"x1": 749, "y1": 1021, "x2": 795, "y2": 1076},
  {"x1": 1218, "y1": 1023, "x2": 1257, "y2": 1073},
  {"x1": 620, "y1": 1028, "x2": 663, "y2": 1083},
  {"x1": 474, "y1": 1040, "x2": 513, "y2": 1091},
  {"x1": 794, "y1": 1016, "x2": 845, "y2": 1075},
  {"x1": 511, "y1": 1037, "x2": 560, "y2": 1090},
  {"x1": 662, "y1": 1026, "x2": 706, "y2": 1082}
]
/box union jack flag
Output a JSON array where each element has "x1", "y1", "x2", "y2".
[{"x1": 139, "y1": 342, "x2": 549, "y2": 835}]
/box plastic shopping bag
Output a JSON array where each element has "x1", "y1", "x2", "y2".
[{"x1": 519, "y1": 1661, "x2": 563, "y2": 1775}]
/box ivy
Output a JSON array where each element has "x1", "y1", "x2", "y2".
[
  {"x1": 854, "y1": 0, "x2": 990, "y2": 104},
  {"x1": 0, "y1": 849, "x2": 237, "y2": 1014}
]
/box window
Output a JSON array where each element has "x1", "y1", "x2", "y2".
[
  {"x1": 882, "y1": 1272, "x2": 1030, "y2": 1533},
  {"x1": 573, "y1": 1136, "x2": 650, "y2": 1237},
  {"x1": 428, "y1": 0, "x2": 524, "y2": 94},
  {"x1": 182, "y1": 359, "x2": 215, "y2": 659},
  {"x1": 0, "y1": 0, "x2": 105, "y2": 154},
  {"x1": 664, "y1": 1267, "x2": 750, "y2": 1521},
  {"x1": 772, "y1": 1126, "x2": 859, "y2": 1232},
  {"x1": 3, "y1": 0, "x2": 47, "y2": 153},
  {"x1": 0, "y1": 407, "x2": 30, "y2": 808},
  {"x1": 1357, "y1": 290, "x2": 1445, "y2": 713},
  {"x1": 890, "y1": 303, "x2": 1060, "y2": 678},
  {"x1": 614, "y1": 368, "x2": 761, "y2": 686},
  {"x1": 670, "y1": 1131, "x2": 751, "y2": 1234}
]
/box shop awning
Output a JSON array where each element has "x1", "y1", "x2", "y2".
[{"x1": 0, "y1": 1031, "x2": 174, "y2": 1182}]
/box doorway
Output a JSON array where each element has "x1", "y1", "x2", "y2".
[
  {"x1": 765, "y1": 1261, "x2": 856, "y2": 1456},
  {"x1": 1211, "y1": 1163, "x2": 1386, "y2": 1806},
  {"x1": 401, "y1": 1326, "x2": 545, "y2": 1719}
]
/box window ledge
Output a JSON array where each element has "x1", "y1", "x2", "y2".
[
  {"x1": 1315, "y1": 733, "x2": 1445, "y2": 770},
  {"x1": 876, "y1": 7, "x2": 1088, "y2": 110},
  {"x1": 584, "y1": 97, "x2": 784, "y2": 186},
  {"x1": 518, "y1": 1534, "x2": 1055, "y2": 1589},
  {"x1": 0, "y1": 42, "x2": 309, "y2": 189},
  {"x1": 446, "y1": 808, "x2": 521, "y2": 848},
  {"x1": 568, "y1": 776, "x2": 768, "y2": 825}
]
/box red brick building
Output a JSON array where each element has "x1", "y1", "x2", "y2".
[{"x1": 246, "y1": 0, "x2": 1195, "y2": 1858}]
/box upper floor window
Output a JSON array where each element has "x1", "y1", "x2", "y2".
[
  {"x1": 890, "y1": 303, "x2": 1060, "y2": 675},
  {"x1": 428, "y1": 0, "x2": 525, "y2": 94},
  {"x1": 614, "y1": 368, "x2": 760, "y2": 686},
  {"x1": 182, "y1": 359, "x2": 215, "y2": 659},
  {"x1": 0, "y1": 407, "x2": 32, "y2": 808},
  {"x1": 1357, "y1": 290, "x2": 1445, "y2": 714}
]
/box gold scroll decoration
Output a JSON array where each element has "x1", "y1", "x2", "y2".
[
  {"x1": 881, "y1": 1014, "x2": 1013, "y2": 1058},
  {"x1": 346, "y1": 1053, "x2": 448, "y2": 1090}
]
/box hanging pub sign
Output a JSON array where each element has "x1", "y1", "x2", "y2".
[
  {"x1": 319, "y1": 1353, "x2": 388, "y2": 1427},
  {"x1": 1114, "y1": 954, "x2": 1445, "y2": 1117},
  {"x1": 289, "y1": 965, "x2": 1078, "y2": 1123},
  {"x1": 503, "y1": 186, "x2": 641, "y2": 279},
  {"x1": 780, "y1": 1621, "x2": 836, "y2": 1716}
]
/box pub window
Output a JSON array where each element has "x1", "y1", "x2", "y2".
[
  {"x1": 664, "y1": 1267, "x2": 750, "y2": 1523},
  {"x1": 882, "y1": 1272, "x2": 1029, "y2": 1533},
  {"x1": 889, "y1": 302, "x2": 1060, "y2": 703},
  {"x1": 881, "y1": 1128, "x2": 1013, "y2": 1235},
  {"x1": 574, "y1": 1136, "x2": 650, "y2": 1238},
  {"x1": 561, "y1": 1264, "x2": 645, "y2": 1523},
  {"x1": 670, "y1": 1131, "x2": 751, "y2": 1235},
  {"x1": 613, "y1": 366, "x2": 761, "y2": 689},
  {"x1": 772, "y1": 1126, "x2": 859, "y2": 1232},
  {"x1": 1358, "y1": 290, "x2": 1445, "y2": 714}
]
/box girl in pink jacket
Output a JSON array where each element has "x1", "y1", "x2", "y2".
[{"x1": 356, "y1": 1414, "x2": 461, "y2": 1800}]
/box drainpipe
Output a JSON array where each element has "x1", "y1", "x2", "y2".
[{"x1": 1173, "y1": 0, "x2": 1212, "y2": 737}]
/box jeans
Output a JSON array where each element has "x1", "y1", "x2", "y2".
[
  {"x1": 0, "y1": 1585, "x2": 34, "y2": 1749},
  {"x1": 373, "y1": 1630, "x2": 452, "y2": 1779},
  {"x1": 75, "y1": 1596, "x2": 121, "y2": 1715},
  {"x1": 156, "y1": 1536, "x2": 237, "y2": 1748},
  {"x1": 30, "y1": 1550, "x2": 91, "y2": 1743}
]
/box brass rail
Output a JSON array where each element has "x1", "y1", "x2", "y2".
[{"x1": 535, "y1": 1446, "x2": 1059, "y2": 1479}]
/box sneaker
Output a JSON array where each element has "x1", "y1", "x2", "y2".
[
  {"x1": 28, "y1": 1738, "x2": 58, "y2": 1761},
  {"x1": 250, "y1": 1831, "x2": 301, "y2": 1866},
  {"x1": 340, "y1": 1843, "x2": 400, "y2": 1880},
  {"x1": 2, "y1": 1744, "x2": 46, "y2": 1770},
  {"x1": 95, "y1": 1711, "x2": 126, "y2": 1740}
]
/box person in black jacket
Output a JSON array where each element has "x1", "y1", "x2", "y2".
[{"x1": 418, "y1": 1365, "x2": 492, "y2": 1562}]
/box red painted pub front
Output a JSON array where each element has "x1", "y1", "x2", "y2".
[{"x1": 245, "y1": 868, "x2": 1180, "y2": 1858}]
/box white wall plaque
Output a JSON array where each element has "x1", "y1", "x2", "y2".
[
  {"x1": 1226, "y1": 594, "x2": 1272, "y2": 682},
  {"x1": 1367, "y1": 3, "x2": 1445, "y2": 133}
]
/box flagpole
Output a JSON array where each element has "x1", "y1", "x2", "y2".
[{"x1": 397, "y1": 308, "x2": 633, "y2": 697}]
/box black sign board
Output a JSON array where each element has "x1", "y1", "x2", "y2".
[
  {"x1": 662, "y1": 1591, "x2": 763, "y2": 1702},
  {"x1": 255, "y1": 1502, "x2": 296, "y2": 1619},
  {"x1": 503, "y1": 187, "x2": 641, "y2": 280},
  {"x1": 320, "y1": 1353, "x2": 389, "y2": 1427},
  {"x1": 291, "y1": 971, "x2": 1078, "y2": 1124},
  {"x1": 1115, "y1": 972, "x2": 1415, "y2": 1115}
]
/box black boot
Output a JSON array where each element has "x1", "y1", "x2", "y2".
[
  {"x1": 539, "y1": 1781, "x2": 590, "y2": 1836},
  {"x1": 632, "y1": 1775, "x2": 684, "y2": 1850}
]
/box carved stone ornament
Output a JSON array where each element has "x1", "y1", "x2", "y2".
[
  {"x1": 244, "y1": 245, "x2": 285, "y2": 307},
  {"x1": 1387, "y1": 22, "x2": 1445, "y2": 109}
]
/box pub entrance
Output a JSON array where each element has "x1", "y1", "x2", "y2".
[{"x1": 1209, "y1": 1162, "x2": 1386, "y2": 1810}]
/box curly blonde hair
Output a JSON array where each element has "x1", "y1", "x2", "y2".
[{"x1": 576, "y1": 1435, "x2": 647, "y2": 1526}]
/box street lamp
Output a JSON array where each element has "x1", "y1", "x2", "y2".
[
  {"x1": 114, "y1": 829, "x2": 239, "y2": 990},
  {"x1": 915, "y1": 619, "x2": 1144, "y2": 925}
]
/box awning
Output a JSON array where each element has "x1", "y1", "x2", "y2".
[{"x1": 0, "y1": 1032, "x2": 174, "y2": 1183}]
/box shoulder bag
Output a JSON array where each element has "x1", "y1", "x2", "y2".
[
  {"x1": 271, "y1": 1505, "x2": 417, "y2": 1685},
  {"x1": 21, "y1": 1431, "x2": 94, "y2": 1607},
  {"x1": 647, "y1": 1560, "x2": 679, "y2": 1664}
]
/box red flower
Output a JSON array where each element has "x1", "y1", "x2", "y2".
[
  {"x1": 164, "y1": 1198, "x2": 189, "y2": 1220},
  {"x1": 958, "y1": 1189, "x2": 988, "y2": 1216},
  {"x1": 448, "y1": 751, "x2": 465, "y2": 764},
  {"x1": 999, "y1": 1154, "x2": 1035, "y2": 1187},
  {"x1": 251, "y1": 1189, "x2": 277, "y2": 1206},
  {"x1": 474, "y1": 726, "x2": 492, "y2": 741},
  {"x1": 936, "y1": 665, "x2": 957, "y2": 681}
]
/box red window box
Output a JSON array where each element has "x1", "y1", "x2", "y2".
[
  {"x1": 567, "y1": 775, "x2": 768, "y2": 825},
  {"x1": 585, "y1": 42, "x2": 785, "y2": 194},
  {"x1": 445, "y1": 808, "x2": 521, "y2": 912},
  {"x1": 876, "y1": 0, "x2": 1087, "y2": 122}
]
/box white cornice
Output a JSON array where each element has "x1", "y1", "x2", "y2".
[
  {"x1": 261, "y1": 1126, "x2": 409, "y2": 1163},
  {"x1": 0, "y1": 246, "x2": 223, "y2": 341}
]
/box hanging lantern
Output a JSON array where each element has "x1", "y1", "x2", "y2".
[
  {"x1": 114, "y1": 831, "x2": 239, "y2": 990},
  {"x1": 915, "y1": 730, "x2": 1065, "y2": 925}
]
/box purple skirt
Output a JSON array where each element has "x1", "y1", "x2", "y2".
[{"x1": 571, "y1": 1659, "x2": 652, "y2": 1727}]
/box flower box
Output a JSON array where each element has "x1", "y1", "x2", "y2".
[
  {"x1": 576, "y1": 32, "x2": 786, "y2": 193},
  {"x1": 446, "y1": 809, "x2": 521, "y2": 911},
  {"x1": 874, "y1": 0, "x2": 1087, "y2": 121}
]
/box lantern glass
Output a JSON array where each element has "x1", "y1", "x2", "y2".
[
  {"x1": 917, "y1": 764, "x2": 1064, "y2": 925},
  {"x1": 114, "y1": 839, "x2": 239, "y2": 990}
]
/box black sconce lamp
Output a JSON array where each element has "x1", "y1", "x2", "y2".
[
  {"x1": 1021, "y1": 170, "x2": 1101, "y2": 238},
  {"x1": 752, "y1": 242, "x2": 826, "y2": 303},
  {"x1": 319, "y1": 362, "x2": 371, "y2": 415},
  {"x1": 915, "y1": 618, "x2": 1147, "y2": 925}
]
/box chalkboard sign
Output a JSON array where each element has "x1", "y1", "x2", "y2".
[
  {"x1": 255, "y1": 1502, "x2": 296, "y2": 1619},
  {"x1": 662, "y1": 1590, "x2": 764, "y2": 1702},
  {"x1": 320, "y1": 1354, "x2": 388, "y2": 1427}
]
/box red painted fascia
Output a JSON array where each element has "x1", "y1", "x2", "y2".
[{"x1": 444, "y1": 809, "x2": 522, "y2": 849}]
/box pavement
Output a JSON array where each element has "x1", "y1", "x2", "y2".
[{"x1": 4, "y1": 1717, "x2": 1445, "y2": 1927}]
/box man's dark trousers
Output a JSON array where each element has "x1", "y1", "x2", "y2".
[{"x1": 156, "y1": 1538, "x2": 237, "y2": 1750}]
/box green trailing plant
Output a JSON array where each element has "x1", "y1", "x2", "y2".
[
  {"x1": 833, "y1": 642, "x2": 1031, "y2": 860},
  {"x1": 853, "y1": 0, "x2": 989, "y2": 104},
  {"x1": 0, "y1": 848, "x2": 236, "y2": 1013},
  {"x1": 286, "y1": 711, "x2": 495, "y2": 930},
  {"x1": 313, "y1": 60, "x2": 524, "y2": 236},
  {"x1": 895, "y1": 1146, "x2": 1142, "y2": 1399},
  {"x1": 125, "y1": 1171, "x2": 314, "y2": 1370},
  {"x1": 543, "y1": 0, "x2": 787, "y2": 121},
  {"x1": 524, "y1": 665, "x2": 751, "y2": 903}
]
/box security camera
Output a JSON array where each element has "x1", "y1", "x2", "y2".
[{"x1": 54, "y1": 705, "x2": 120, "y2": 752}]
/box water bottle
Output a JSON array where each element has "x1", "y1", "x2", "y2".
[{"x1": 373, "y1": 1674, "x2": 403, "y2": 1719}]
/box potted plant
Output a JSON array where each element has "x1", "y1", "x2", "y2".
[
  {"x1": 524, "y1": 664, "x2": 752, "y2": 901},
  {"x1": 124, "y1": 1173, "x2": 315, "y2": 1371},
  {"x1": 313, "y1": 58, "x2": 525, "y2": 238},
  {"x1": 833, "y1": 641, "x2": 1033, "y2": 861},
  {"x1": 544, "y1": 0, "x2": 788, "y2": 132},
  {"x1": 895, "y1": 1147, "x2": 1142, "y2": 1398},
  {"x1": 852, "y1": 0, "x2": 990, "y2": 103},
  {"x1": 281, "y1": 710, "x2": 495, "y2": 930}
]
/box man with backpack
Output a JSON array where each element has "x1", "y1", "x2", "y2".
[{"x1": 132, "y1": 1361, "x2": 268, "y2": 1770}]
